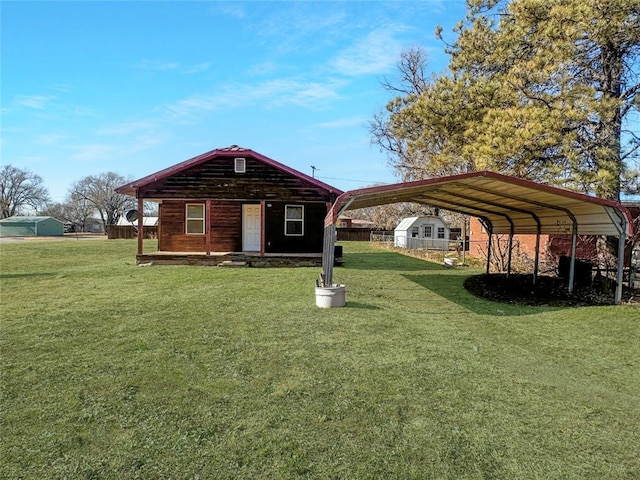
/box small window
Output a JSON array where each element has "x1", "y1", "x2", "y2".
[
  {"x1": 437, "y1": 227, "x2": 446, "y2": 239},
  {"x1": 411, "y1": 226, "x2": 419, "y2": 238},
  {"x1": 285, "y1": 205, "x2": 304, "y2": 236},
  {"x1": 186, "y1": 204, "x2": 205, "y2": 234},
  {"x1": 234, "y1": 157, "x2": 246, "y2": 173},
  {"x1": 423, "y1": 225, "x2": 433, "y2": 238}
]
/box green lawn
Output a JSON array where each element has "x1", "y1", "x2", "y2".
[{"x1": 1, "y1": 239, "x2": 639, "y2": 479}]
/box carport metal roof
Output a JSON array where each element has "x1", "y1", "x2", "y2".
[
  {"x1": 320, "y1": 171, "x2": 633, "y2": 304},
  {"x1": 326, "y1": 171, "x2": 632, "y2": 237}
]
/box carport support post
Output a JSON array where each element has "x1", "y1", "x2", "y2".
[
  {"x1": 485, "y1": 225, "x2": 493, "y2": 275},
  {"x1": 568, "y1": 224, "x2": 578, "y2": 294},
  {"x1": 615, "y1": 230, "x2": 626, "y2": 304},
  {"x1": 533, "y1": 225, "x2": 541, "y2": 286},
  {"x1": 321, "y1": 224, "x2": 336, "y2": 287},
  {"x1": 507, "y1": 225, "x2": 514, "y2": 279},
  {"x1": 461, "y1": 218, "x2": 467, "y2": 265}
]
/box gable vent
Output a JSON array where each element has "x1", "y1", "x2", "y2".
[{"x1": 234, "y1": 157, "x2": 246, "y2": 173}]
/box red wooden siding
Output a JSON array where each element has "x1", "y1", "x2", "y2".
[
  {"x1": 210, "y1": 201, "x2": 243, "y2": 252},
  {"x1": 139, "y1": 156, "x2": 335, "y2": 203},
  {"x1": 159, "y1": 200, "x2": 242, "y2": 252},
  {"x1": 158, "y1": 199, "x2": 328, "y2": 253},
  {"x1": 159, "y1": 201, "x2": 205, "y2": 252}
]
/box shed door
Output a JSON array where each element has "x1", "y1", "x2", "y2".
[{"x1": 242, "y1": 204, "x2": 261, "y2": 252}]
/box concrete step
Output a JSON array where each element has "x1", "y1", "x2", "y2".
[{"x1": 217, "y1": 260, "x2": 248, "y2": 267}]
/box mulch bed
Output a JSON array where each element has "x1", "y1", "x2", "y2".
[{"x1": 463, "y1": 273, "x2": 636, "y2": 307}]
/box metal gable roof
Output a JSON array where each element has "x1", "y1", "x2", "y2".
[
  {"x1": 0, "y1": 216, "x2": 61, "y2": 224},
  {"x1": 394, "y1": 216, "x2": 420, "y2": 232},
  {"x1": 116, "y1": 145, "x2": 343, "y2": 198},
  {"x1": 394, "y1": 216, "x2": 448, "y2": 233},
  {"x1": 326, "y1": 171, "x2": 632, "y2": 237}
]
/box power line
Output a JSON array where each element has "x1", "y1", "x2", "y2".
[{"x1": 316, "y1": 175, "x2": 392, "y2": 185}]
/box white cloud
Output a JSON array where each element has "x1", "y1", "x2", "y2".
[
  {"x1": 181, "y1": 62, "x2": 212, "y2": 74},
  {"x1": 159, "y1": 94, "x2": 221, "y2": 121},
  {"x1": 314, "y1": 117, "x2": 368, "y2": 129},
  {"x1": 70, "y1": 106, "x2": 101, "y2": 117},
  {"x1": 12, "y1": 95, "x2": 56, "y2": 109},
  {"x1": 69, "y1": 144, "x2": 121, "y2": 162},
  {"x1": 330, "y1": 27, "x2": 407, "y2": 76},
  {"x1": 124, "y1": 134, "x2": 166, "y2": 153},
  {"x1": 259, "y1": 8, "x2": 345, "y2": 42},
  {"x1": 211, "y1": 4, "x2": 246, "y2": 20},
  {"x1": 157, "y1": 77, "x2": 345, "y2": 122},
  {"x1": 98, "y1": 120, "x2": 160, "y2": 136},
  {"x1": 284, "y1": 80, "x2": 343, "y2": 107},
  {"x1": 37, "y1": 134, "x2": 71, "y2": 146},
  {"x1": 135, "y1": 59, "x2": 180, "y2": 71},
  {"x1": 135, "y1": 59, "x2": 211, "y2": 75},
  {"x1": 46, "y1": 84, "x2": 73, "y2": 93},
  {"x1": 68, "y1": 136, "x2": 165, "y2": 162}
]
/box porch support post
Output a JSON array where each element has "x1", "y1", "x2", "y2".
[
  {"x1": 137, "y1": 197, "x2": 144, "y2": 256},
  {"x1": 568, "y1": 223, "x2": 578, "y2": 294},
  {"x1": 628, "y1": 242, "x2": 634, "y2": 289},
  {"x1": 206, "y1": 199, "x2": 212, "y2": 256},
  {"x1": 533, "y1": 223, "x2": 541, "y2": 286},
  {"x1": 260, "y1": 200, "x2": 266, "y2": 256}
]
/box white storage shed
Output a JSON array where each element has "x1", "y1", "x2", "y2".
[{"x1": 394, "y1": 216, "x2": 450, "y2": 250}]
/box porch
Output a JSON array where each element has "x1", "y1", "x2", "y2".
[{"x1": 136, "y1": 251, "x2": 323, "y2": 267}]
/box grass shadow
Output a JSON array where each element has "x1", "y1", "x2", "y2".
[
  {"x1": 403, "y1": 273, "x2": 564, "y2": 316},
  {"x1": 0, "y1": 272, "x2": 56, "y2": 280},
  {"x1": 345, "y1": 302, "x2": 383, "y2": 310},
  {"x1": 344, "y1": 252, "x2": 442, "y2": 271}
]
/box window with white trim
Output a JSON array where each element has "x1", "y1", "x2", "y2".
[
  {"x1": 234, "y1": 157, "x2": 246, "y2": 173},
  {"x1": 285, "y1": 205, "x2": 304, "y2": 236},
  {"x1": 423, "y1": 225, "x2": 433, "y2": 238},
  {"x1": 437, "y1": 227, "x2": 446, "y2": 239},
  {"x1": 186, "y1": 204, "x2": 205, "y2": 234}
]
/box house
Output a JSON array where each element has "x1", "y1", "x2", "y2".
[
  {"x1": 469, "y1": 213, "x2": 639, "y2": 275},
  {"x1": 394, "y1": 215, "x2": 451, "y2": 250},
  {"x1": 108, "y1": 216, "x2": 159, "y2": 240},
  {"x1": 469, "y1": 217, "x2": 546, "y2": 257},
  {"x1": 337, "y1": 215, "x2": 375, "y2": 229},
  {"x1": 469, "y1": 216, "x2": 624, "y2": 260},
  {"x1": 336, "y1": 215, "x2": 378, "y2": 241},
  {"x1": 0, "y1": 216, "x2": 64, "y2": 237},
  {"x1": 115, "y1": 145, "x2": 343, "y2": 266}
]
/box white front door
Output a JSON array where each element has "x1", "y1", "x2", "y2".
[{"x1": 242, "y1": 204, "x2": 261, "y2": 252}]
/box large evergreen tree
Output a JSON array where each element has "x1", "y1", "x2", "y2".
[{"x1": 373, "y1": 0, "x2": 640, "y2": 200}]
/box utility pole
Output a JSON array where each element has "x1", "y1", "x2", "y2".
[{"x1": 311, "y1": 165, "x2": 318, "y2": 178}]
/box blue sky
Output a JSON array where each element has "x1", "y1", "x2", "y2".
[{"x1": 1, "y1": 0, "x2": 467, "y2": 202}]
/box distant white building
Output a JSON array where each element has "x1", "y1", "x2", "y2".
[
  {"x1": 394, "y1": 216, "x2": 451, "y2": 250},
  {"x1": 116, "y1": 216, "x2": 158, "y2": 227}
]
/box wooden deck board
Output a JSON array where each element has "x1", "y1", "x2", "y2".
[{"x1": 136, "y1": 251, "x2": 322, "y2": 267}]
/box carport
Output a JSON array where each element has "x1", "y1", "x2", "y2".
[{"x1": 319, "y1": 171, "x2": 633, "y2": 304}]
